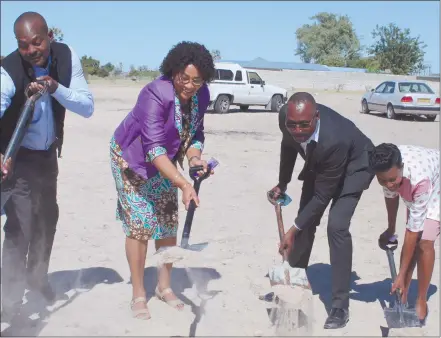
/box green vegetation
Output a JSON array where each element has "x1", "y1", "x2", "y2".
[
  {"x1": 369, "y1": 23, "x2": 426, "y2": 75},
  {"x1": 295, "y1": 12, "x2": 427, "y2": 75}
]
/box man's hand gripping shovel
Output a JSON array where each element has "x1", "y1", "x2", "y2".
[
  {"x1": 151, "y1": 158, "x2": 219, "y2": 266},
  {"x1": 266, "y1": 191, "x2": 310, "y2": 290}
]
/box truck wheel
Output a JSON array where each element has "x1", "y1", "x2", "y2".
[
  {"x1": 427, "y1": 115, "x2": 437, "y2": 122},
  {"x1": 239, "y1": 105, "x2": 249, "y2": 112},
  {"x1": 214, "y1": 95, "x2": 230, "y2": 114},
  {"x1": 270, "y1": 95, "x2": 283, "y2": 112}
]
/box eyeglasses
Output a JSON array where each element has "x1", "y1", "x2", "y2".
[
  {"x1": 285, "y1": 111, "x2": 319, "y2": 130},
  {"x1": 177, "y1": 73, "x2": 204, "y2": 87}
]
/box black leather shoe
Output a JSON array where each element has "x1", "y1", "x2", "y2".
[
  {"x1": 39, "y1": 283, "x2": 56, "y2": 303},
  {"x1": 1, "y1": 305, "x2": 21, "y2": 323},
  {"x1": 324, "y1": 308, "x2": 349, "y2": 329},
  {"x1": 27, "y1": 280, "x2": 56, "y2": 303}
]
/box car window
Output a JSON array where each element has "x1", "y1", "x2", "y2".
[
  {"x1": 398, "y1": 82, "x2": 434, "y2": 94},
  {"x1": 375, "y1": 83, "x2": 386, "y2": 93},
  {"x1": 383, "y1": 82, "x2": 395, "y2": 94},
  {"x1": 247, "y1": 71, "x2": 263, "y2": 85},
  {"x1": 215, "y1": 69, "x2": 234, "y2": 81},
  {"x1": 234, "y1": 71, "x2": 243, "y2": 82}
]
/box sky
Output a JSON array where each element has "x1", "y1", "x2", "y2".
[{"x1": 1, "y1": 1, "x2": 440, "y2": 73}]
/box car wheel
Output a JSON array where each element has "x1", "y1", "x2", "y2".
[
  {"x1": 239, "y1": 105, "x2": 249, "y2": 112},
  {"x1": 361, "y1": 99, "x2": 370, "y2": 114},
  {"x1": 386, "y1": 104, "x2": 397, "y2": 120},
  {"x1": 270, "y1": 95, "x2": 283, "y2": 112},
  {"x1": 214, "y1": 95, "x2": 230, "y2": 114},
  {"x1": 426, "y1": 115, "x2": 437, "y2": 122}
]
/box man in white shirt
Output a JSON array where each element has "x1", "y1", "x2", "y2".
[{"x1": 0, "y1": 11, "x2": 94, "y2": 320}]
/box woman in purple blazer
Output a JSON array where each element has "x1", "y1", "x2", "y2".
[{"x1": 109, "y1": 42, "x2": 216, "y2": 319}]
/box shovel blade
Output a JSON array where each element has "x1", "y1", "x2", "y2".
[
  {"x1": 268, "y1": 262, "x2": 310, "y2": 288},
  {"x1": 181, "y1": 241, "x2": 208, "y2": 252},
  {"x1": 383, "y1": 306, "x2": 421, "y2": 328}
]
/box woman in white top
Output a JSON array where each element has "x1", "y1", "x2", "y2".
[{"x1": 369, "y1": 143, "x2": 439, "y2": 326}]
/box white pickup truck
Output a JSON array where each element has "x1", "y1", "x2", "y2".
[{"x1": 207, "y1": 62, "x2": 288, "y2": 114}]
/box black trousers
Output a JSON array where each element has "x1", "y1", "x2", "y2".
[
  {"x1": 1, "y1": 145, "x2": 59, "y2": 310},
  {"x1": 288, "y1": 177, "x2": 363, "y2": 310}
]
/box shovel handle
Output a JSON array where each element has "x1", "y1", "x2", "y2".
[
  {"x1": 181, "y1": 179, "x2": 201, "y2": 244},
  {"x1": 275, "y1": 204, "x2": 285, "y2": 242},
  {"x1": 0, "y1": 85, "x2": 49, "y2": 182},
  {"x1": 181, "y1": 158, "x2": 219, "y2": 244},
  {"x1": 386, "y1": 249, "x2": 398, "y2": 281},
  {"x1": 386, "y1": 247, "x2": 404, "y2": 307},
  {"x1": 275, "y1": 204, "x2": 289, "y2": 261}
]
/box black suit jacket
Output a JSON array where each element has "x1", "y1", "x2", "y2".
[{"x1": 277, "y1": 103, "x2": 374, "y2": 230}]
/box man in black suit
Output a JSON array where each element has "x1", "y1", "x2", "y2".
[{"x1": 269, "y1": 92, "x2": 374, "y2": 329}]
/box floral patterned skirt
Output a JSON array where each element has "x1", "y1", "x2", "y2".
[{"x1": 109, "y1": 136, "x2": 178, "y2": 240}]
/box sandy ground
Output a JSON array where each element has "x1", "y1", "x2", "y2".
[{"x1": 1, "y1": 81, "x2": 439, "y2": 337}]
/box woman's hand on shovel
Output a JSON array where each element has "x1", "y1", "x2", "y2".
[
  {"x1": 391, "y1": 273, "x2": 406, "y2": 301},
  {"x1": 182, "y1": 184, "x2": 199, "y2": 210},
  {"x1": 189, "y1": 157, "x2": 214, "y2": 177}
]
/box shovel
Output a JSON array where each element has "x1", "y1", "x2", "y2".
[
  {"x1": 382, "y1": 235, "x2": 421, "y2": 328},
  {"x1": 266, "y1": 191, "x2": 310, "y2": 290},
  {"x1": 1, "y1": 81, "x2": 49, "y2": 211},
  {"x1": 152, "y1": 157, "x2": 219, "y2": 265}
]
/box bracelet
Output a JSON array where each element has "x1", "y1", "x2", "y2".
[
  {"x1": 171, "y1": 173, "x2": 190, "y2": 190},
  {"x1": 188, "y1": 155, "x2": 200, "y2": 165},
  {"x1": 172, "y1": 173, "x2": 182, "y2": 185}
]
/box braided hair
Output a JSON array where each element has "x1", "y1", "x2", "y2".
[{"x1": 369, "y1": 143, "x2": 402, "y2": 172}]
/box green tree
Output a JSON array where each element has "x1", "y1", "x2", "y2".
[
  {"x1": 368, "y1": 23, "x2": 426, "y2": 75},
  {"x1": 81, "y1": 55, "x2": 100, "y2": 76},
  {"x1": 114, "y1": 62, "x2": 124, "y2": 76},
  {"x1": 295, "y1": 12, "x2": 361, "y2": 66},
  {"x1": 95, "y1": 67, "x2": 110, "y2": 77},
  {"x1": 346, "y1": 56, "x2": 381, "y2": 72},
  {"x1": 211, "y1": 49, "x2": 221, "y2": 61},
  {"x1": 128, "y1": 65, "x2": 139, "y2": 77},
  {"x1": 101, "y1": 62, "x2": 115, "y2": 74},
  {"x1": 49, "y1": 26, "x2": 64, "y2": 42}
]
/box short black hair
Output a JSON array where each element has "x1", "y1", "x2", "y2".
[
  {"x1": 159, "y1": 41, "x2": 216, "y2": 83},
  {"x1": 14, "y1": 11, "x2": 48, "y2": 35},
  {"x1": 369, "y1": 143, "x2": 402, "y2": 172},
  {"x1": 288, "y1": 92, "x2": 316, "y2": 105}
]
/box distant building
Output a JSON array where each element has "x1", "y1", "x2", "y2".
[{"x1": 220, "y1": 57, "x2": 367, "y2": 73}]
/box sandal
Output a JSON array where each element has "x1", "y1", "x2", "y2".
[
  {"x1": 130, "y1": 297, "x2": 151, "y2": 320},
  {"x1": 155, "y1": 286, "x2": 184, "y2": 310}
]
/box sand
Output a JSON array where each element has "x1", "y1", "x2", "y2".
[{"x1": 0, "y1": 81, "x2": 439, "y2": 337}]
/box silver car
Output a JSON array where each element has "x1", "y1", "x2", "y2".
[{"x1": 361, "y1": 80, "x2": 440, "y2": 121}]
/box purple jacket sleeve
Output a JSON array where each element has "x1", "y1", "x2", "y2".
[{"x1": 134, "y1": 84, "x2": 168, "y2": 162}]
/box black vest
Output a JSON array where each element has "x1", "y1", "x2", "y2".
[{"x1": 0, "y1": 42, "x2": 72, "y2": 157}]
